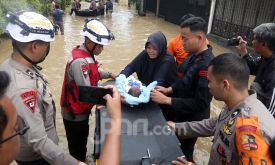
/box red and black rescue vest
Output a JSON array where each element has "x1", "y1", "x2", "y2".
[{"x1": 60, "y1": 46, "x2": 100, "y2": 116}]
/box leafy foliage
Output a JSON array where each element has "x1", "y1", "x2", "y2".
[
  {"x1": 0, "y1": 9, "x2": 5, "y2": 35},
  {"x1": 27, "y1": 0, "x2": 42, "y2": 11},
  {"x1": 0, "y1": 0, "x2": 71, "y2": 35}
]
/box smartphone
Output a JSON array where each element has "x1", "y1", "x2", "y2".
[{"x1": 78, "y1": 86, "x2": 113, "y2": 105}]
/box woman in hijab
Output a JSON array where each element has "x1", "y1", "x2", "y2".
[{"x1": 120, "y1": 31, "x2": 178, "y2": 88}]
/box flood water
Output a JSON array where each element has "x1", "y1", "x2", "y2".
[{"x1": 0, "y1": 2, "x2": 234, "y2": 165}]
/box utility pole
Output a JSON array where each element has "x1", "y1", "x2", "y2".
[
  {"x1": 138, "y1": 0, "x2": 145, "y2": 16},
  {"x1": 156, "y1": 0, "x2": 160, "y2": 16}
]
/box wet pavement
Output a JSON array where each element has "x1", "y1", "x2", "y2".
[{"x1": 0, "y1": 2, "x2": 237, "y2": 165}]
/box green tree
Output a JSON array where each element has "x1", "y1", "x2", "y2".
[
  {"x1": 60, "y1": 0, "x2": 66, "y2": 10},
  {"x1": 0, "y1": 0, "x2": 29, "y2": 35},
  {"x1": 0, "y1": 0, "x2": 29, "y2": 14},
  {"x1": 27, "y1": 0, "x2": 42, "y2": 11},
  {"x1": 0, "y1": 9, "x2": 5, "y2": 35},
  {"x1": 0, "y1": 0, "x2": 46, "y2": 35}
]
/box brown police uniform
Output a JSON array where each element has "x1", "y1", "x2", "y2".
[
  {"x1": 0, "y1": 58, "x2": 78, "y2": 164},
  {"x1": 175, "y1": 91, "x2": 275, "y2": 164}
]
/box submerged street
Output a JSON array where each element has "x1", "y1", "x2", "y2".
[{"x1": 0, "y1": 2, "x2": 234, "y2": 164}]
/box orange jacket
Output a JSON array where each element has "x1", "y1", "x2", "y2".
[
  {"x1": 168, "y1": 34, "x2": 209, "y2": 77},
  {"x1": 167, "y1": 34, "x2": 188, "y2": 66}
]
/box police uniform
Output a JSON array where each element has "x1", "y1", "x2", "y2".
[
  {"x1": 61, "y1": 44, "x2": 112, "y2": 161},
  {"x1": 175, "y1": 91, "x2": 275, "y2": 164},
  {"x1": 0, "y1": 58, "x2": 78, "y2": 164}
]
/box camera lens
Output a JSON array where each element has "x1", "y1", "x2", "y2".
[{"x1": 227, "y1": 37, "x2": 240, "y2": 46}]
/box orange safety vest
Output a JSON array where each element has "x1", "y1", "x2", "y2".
[{"x1": 60, "y1": 46, "x2": 100, "y2": 116}]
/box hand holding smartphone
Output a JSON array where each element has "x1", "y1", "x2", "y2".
[{"x1": 78, "y1": 86, "x2": 113, "y2": 105}]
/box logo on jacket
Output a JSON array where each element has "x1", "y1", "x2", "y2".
[
  {"x1": 81, "y1": 64, "x2": 89, "y2": 78},
  {"x1": 223, "y1": 125, "x2": 232, "y2": 136},
  {"x1": 20, "y1": 91, "x2": 37, "y2": 113},
  {"x1": 241, "y1": 134, "x2": 258, "y2": 151}
]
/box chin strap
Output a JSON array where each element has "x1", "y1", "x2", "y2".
[
  {"x1": 84, "y1": 42, "x2": 98, "y2": 64},
  {"x1": 12, "y1": 40, "x2": 50, "y2": 70},
  {"x1": 12, "y1": 40, "x2": 44, "y2": 70}
]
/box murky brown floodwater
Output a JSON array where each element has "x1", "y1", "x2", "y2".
[{"x1": 0, "y1": 2, "x2": 237, "y2": 165}]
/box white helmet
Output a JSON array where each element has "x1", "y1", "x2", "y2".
[
  {"x1": 80, "y1": 19, "x2": 114, "y2": 46},
  {"x1": 6, "y1": 11, "x2": 55, "y2": 43}
]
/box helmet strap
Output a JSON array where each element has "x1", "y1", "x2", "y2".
[
  {"x1": 84, "y1": 42, "x2": 97, "y2": 63},
  {"x1": 12, "y1": 40, "x2": 43, "y2": 70}
]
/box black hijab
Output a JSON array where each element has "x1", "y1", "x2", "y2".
[{"x1": 122, "y1": 31, "x2": 178, "y2": 86}]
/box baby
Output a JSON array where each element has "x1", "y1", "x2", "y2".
[
  {"x1": 124, "y1": 76, "x2": 143, "y2": 97},
  {"x1": 116, "y1": 74, "x2": 157, "y2": 105},
  {"x1": 128, "y1": 83, "x2": 142, "y2": 97}
]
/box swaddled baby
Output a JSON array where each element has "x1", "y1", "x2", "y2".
[
  {"x1": 124, "y1": 76, "x2": 143, "y2": 97},
  {"x1": 115, "y1": 74, "x2": 157, "y2": 105},
  {"x1": 128, "y1": 82, "x2": 141, "y2": 97}
]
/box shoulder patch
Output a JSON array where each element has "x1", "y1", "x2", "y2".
[
  {"x1": 241, "y1": 134, "x2": 258, "y2": 151},
  {"x1": 81, "y1": 64, "x2": 89, "y2": 78},
  {"x1": 20, "y1": 91, "x2": 37, "y2": 113}
]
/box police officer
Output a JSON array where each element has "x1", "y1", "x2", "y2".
[
  {"x1": 60, "y1": 19, "x2": 115, "y2": 161},
  {"x1": 150, "y1": 17, "x2": 214, "y2": 161},
  {"x1": 169, "y1": 53, "x2": 275, "y2": 164},
  {"x1": 0, "y1": 11, "x2": 85, "y2": 165}
]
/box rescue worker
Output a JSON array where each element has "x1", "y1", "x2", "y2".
[
  {"x1": 169, "y1": 53, "x2": 275, "y2": 164},
  {"x1": 60, "y1": 19, "x2": 115, "y2": 161},
  {"x1": 0, "y1": 11, "x2": 86, "y2": 165},
  {"x1": 236, "y1": 23, "x2": 275, "y2": 116},
  {"x1": 151, "y1": 17, "x2": 214, "y2": 161}
]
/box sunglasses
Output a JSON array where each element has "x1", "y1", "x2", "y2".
[{"x1": 0, "y1": 115, "x2": 29, "y2": 144}]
